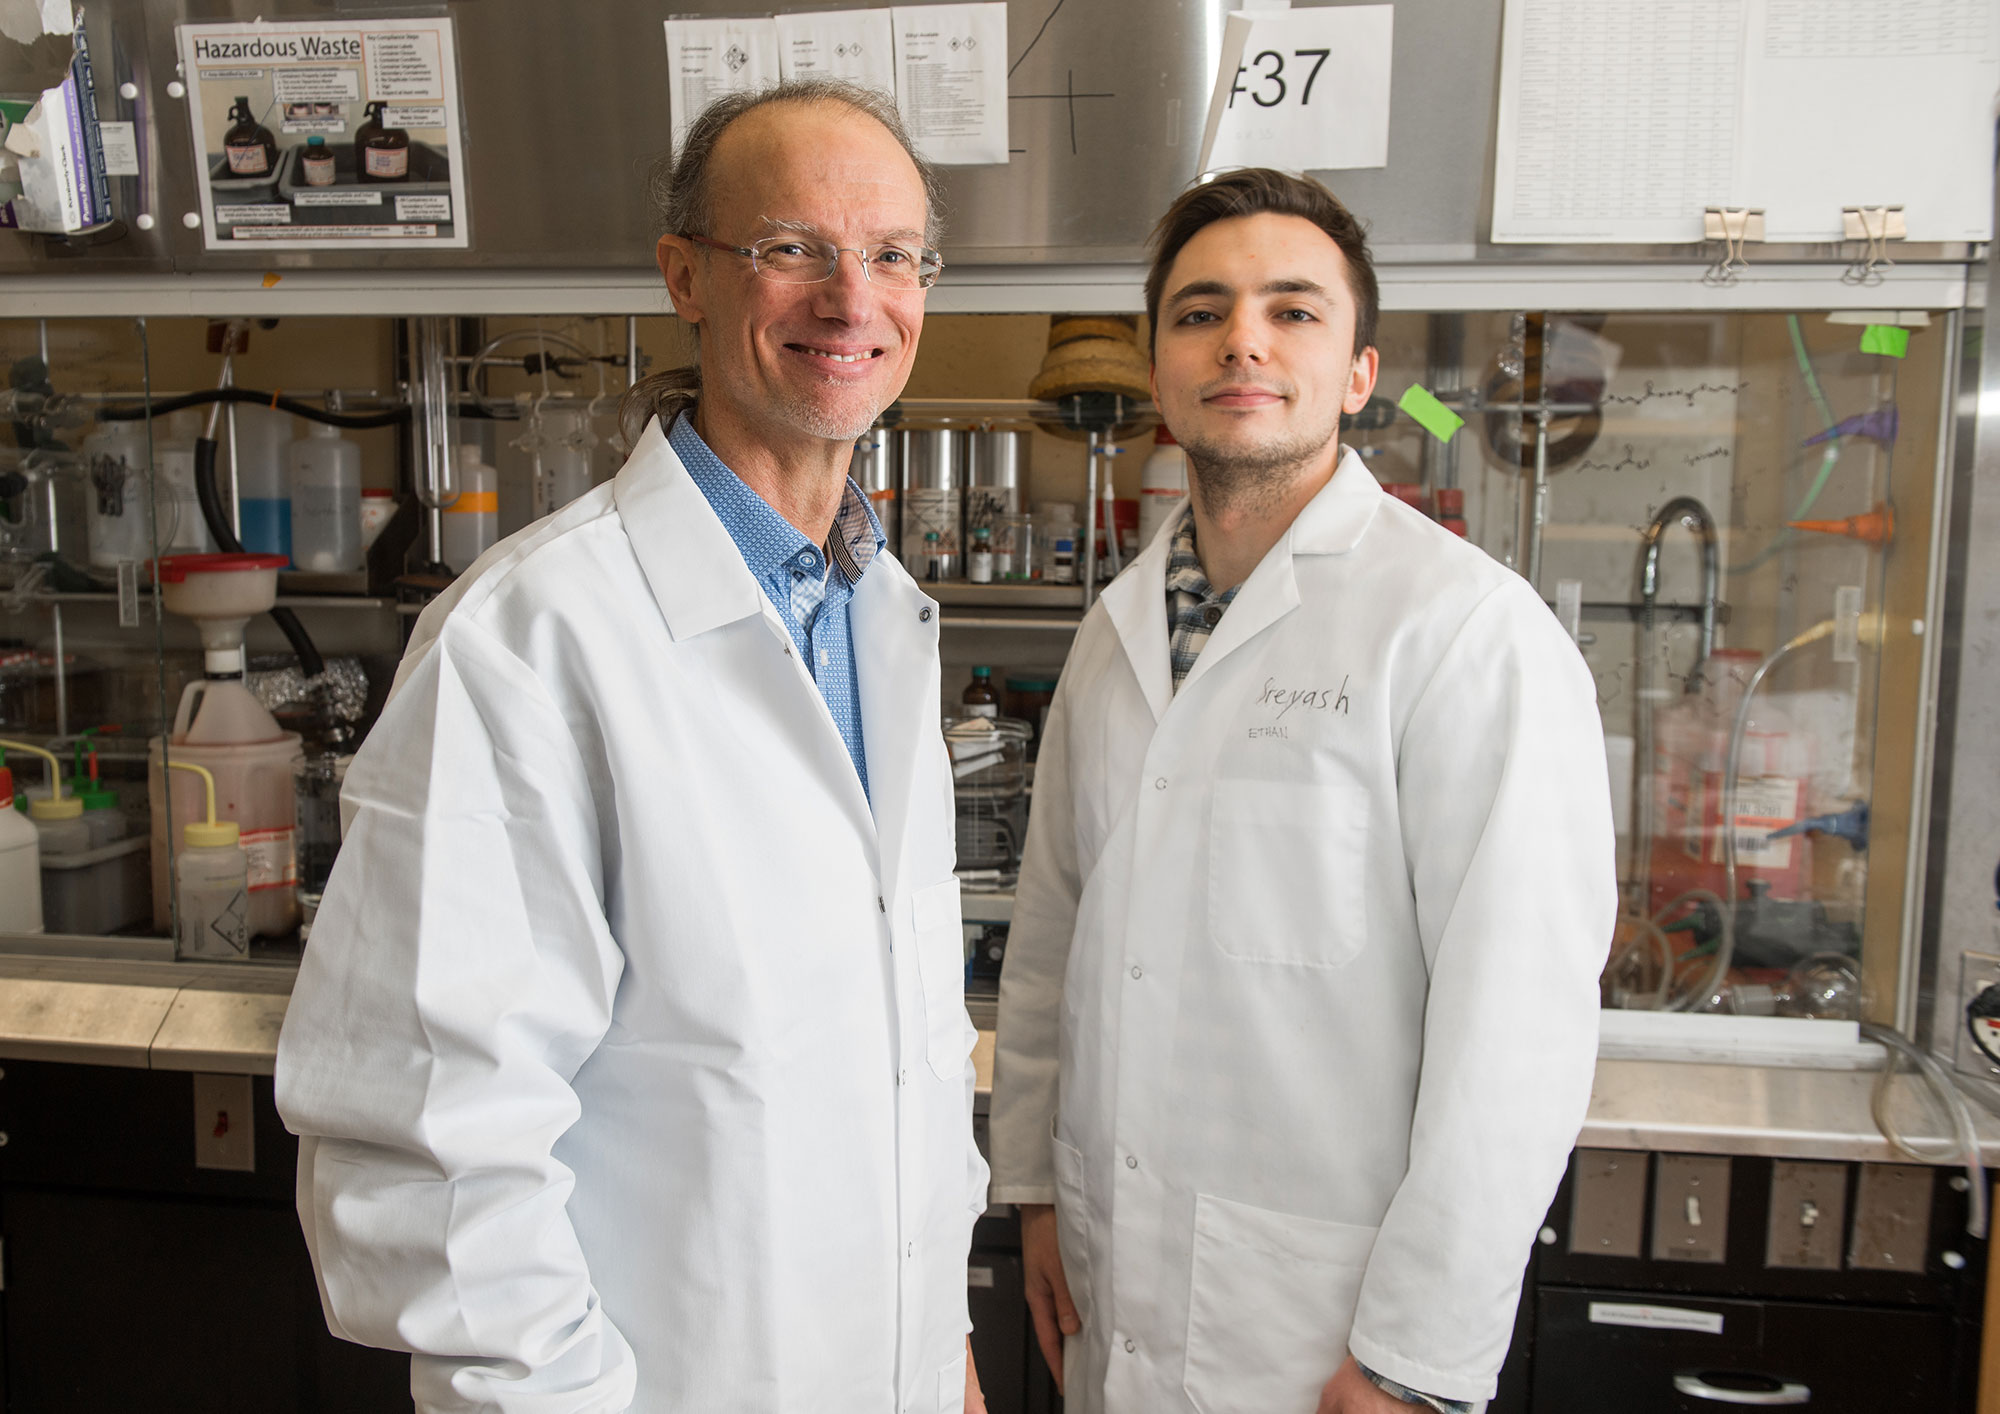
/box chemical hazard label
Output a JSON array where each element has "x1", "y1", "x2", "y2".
[{"x1": 240, "y1": 826, "x2": 298, "y2": 894}]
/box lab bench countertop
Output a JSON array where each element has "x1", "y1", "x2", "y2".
[{"x1": 0, "y1": 951, "x2": 1991, "y2": 1166}]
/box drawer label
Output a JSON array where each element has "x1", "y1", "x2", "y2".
[{"x1": 1588, "y1": 1302, "x2": 1724, "y2": 1335}]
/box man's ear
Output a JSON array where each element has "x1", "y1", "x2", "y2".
[
  {"x1": 658, "y1": 234, "x2": 705, "y2": 329},
  {"x1": 1343, "y1": 344, "x2": 1380, "y2": 415}
]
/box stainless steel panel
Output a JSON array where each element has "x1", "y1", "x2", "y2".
[
  {"x1": 1568, "y1": 1148, "x2": 1646, "y2": 1258},
  {"x1": 1764, "y1": 1159, "x2": 1847, "y2": 1270},
  {"x1": 1847, "y1": 1163, "x2": 1933, "y2": 1272},
  {"x1": 902, "y1": 427, "x2": 965, "y2": 489},
  {"x1": 1651, "y1": 1153, "x2": 1731, "y2": 1263},
  {"x1": 967, "y1": 428, "x2": 1024, "y2": 488}
]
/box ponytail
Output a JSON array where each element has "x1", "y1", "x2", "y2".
[{"x1": 619, "y1": 365, "x2": 700, "y2": 450}]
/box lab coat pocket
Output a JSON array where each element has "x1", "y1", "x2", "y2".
[
  {"x1": 1051, "y1": 1135, "x2": 1096, "y2": 1331},
  {"x1": 911, "y1": 877, "x2": 972, "y2": 1079},
  {"x1": 1182, "y1": 1194, "x2": 1377, "y2": 1414},
  {"x1": 936, "y1": 1349, "x2": 968, "y2": 1414},
  {"x1": 1207, "y1": 777, "x2": 1368, "y2": 968}
]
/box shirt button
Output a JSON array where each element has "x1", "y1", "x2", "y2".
[
  {"x1": 1203, "y1": 605, "x2": 1222, "y2": 625},
  {"x1": 1126, "y1": 1155, "x2": 1139, "y2": 1169},
  {"x1": 1124, "y1": 1339, "x2": 1137, "y2": 1354},
  {"x1": 1130, "y1": 965, "x2": 1142, "y2": 979},
  {"x1": 1154, "y1": 777, "x2": 1167, "y2": 790},
  {"x1": 801, "y1": 550, "x2": 817, "y2": 567},
  {"x1": 819, "y1": 648, "x2": 829, "y2": 667}
]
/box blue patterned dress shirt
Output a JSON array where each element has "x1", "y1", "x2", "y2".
[{"x1": 670, "y1": 412, "x2": 883, "y2": 800}]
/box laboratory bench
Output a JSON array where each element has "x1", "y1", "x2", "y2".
[{"x1": 0, "y1": 950, "x2": 1984, "y2": 1410}]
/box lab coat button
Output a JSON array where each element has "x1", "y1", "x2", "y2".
[
  {"x1": 899, "y1": 1069, "x2": 908, "y2": 1085},
  {"x1": 878, "y1": 896, "x2": 886, "y2": 913},
  {"x1": 919, "y1": 607, "x2": 933, "y2": 622},
  {"x1": 1123, "y1": 1339, "x2": 1136, "y2": 1354},
  {"x1": 1126, "y1": 1154, "x2": 1138, "y2": 1169},
  {"x1": 1154, "y1": 777, "x2": 1167, "y2": 790},
  {"x1": 1130, "y1": 965, "x2": 1142, "y2": 979}
]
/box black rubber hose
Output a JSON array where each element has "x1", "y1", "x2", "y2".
[
  {"x1": 99, "y1": 387, "x2": 407, "y2": 429},
  {"x1": 191, "y1": 436, "x2": 326, "y2": 679}
]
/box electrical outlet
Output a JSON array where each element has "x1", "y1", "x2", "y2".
[
  {"x1": 1848, "y1": 1163, "x2": 1932, "y2": 1273},
  {"x1": 1952, "y1": 951, "x2": 2000, "y2": 1083},
  {"x1": 192, "y1": 1074, "x2": 254, "y2": 1173},
  {"x1": 1766, "y1": 1160, "x2": 1847, "y2": 1270},
  {"x1": 1652, "y1": 1154, "x2": 1730, "y2": 1263},
  {"x1": 1570, "y1": 1149, "x2": 1647, "y2": 1257}
]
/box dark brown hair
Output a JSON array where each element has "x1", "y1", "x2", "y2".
[{"x1": 1144, "y1": 168, "x2": 1379, "y2": 360}]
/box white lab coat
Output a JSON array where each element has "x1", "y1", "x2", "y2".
[
  {"x1": 277, "y1": 417, "x2": 987, "y2": 1414},
  {"x1": 989, "y1": 449, "x2": 1616, "y2": 1412}
]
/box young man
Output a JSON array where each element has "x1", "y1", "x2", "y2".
[
  {"x1": 990, "y1": 169, "x2": 1616, "y2": 1413},
  {"x1": 279, "y1": 81, "x2": 987, "y2": 1412}
]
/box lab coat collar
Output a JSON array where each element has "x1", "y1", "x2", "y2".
[
  {"x1": 1106, "y1": 445, "x2": 1383, "y2": 704},
  {"x1": 1099, "y1": 510, "x2": 1177, "y2": 724},
  {"x1": 613, "y1": 416, "x2": 770, "y2": 642},
  {"x1": 849, "y1": 552, "x2": 941, "y2": 888}
]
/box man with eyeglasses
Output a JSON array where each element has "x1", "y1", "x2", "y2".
[{"x1": 279, "y1": 79, "x2": 989, "y2": 1413}]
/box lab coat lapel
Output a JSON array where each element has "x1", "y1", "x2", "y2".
[
  {"x1": 1100, "y1": 532, "x2": 1173, "y2": 724},
  {"x1": 611, "y1": 417, "x2": 768, "y2": 641},
  {"x1": 850, "y1": 558, "x2": 940, "y2": 892},
  {"x1": 1177, "y1": 446, "x2": 1383, "y2": 695}
]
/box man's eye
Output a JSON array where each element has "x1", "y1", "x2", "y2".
[
  {"x1": 1278, "y1": 308, "x2": 1317, "y2": 322},
  {"x1": 765, "y1": 242, "x2": 812, "y2": 258},
  {"x1": 873, "y1": 247, "x2": 913, "y2": 265},
  {"x1": 1178, "y1": 310, "x2": 1217, "y2": 325}
]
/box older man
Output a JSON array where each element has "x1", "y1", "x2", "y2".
[
  {"x1": 991, "y1": 169, "x2": 1615, "y2": 1414},
  {"x1": 278, "y1": 80, "x2": 987, "y2": 1413}
]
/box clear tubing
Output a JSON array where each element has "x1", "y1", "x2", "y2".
[{"x1": 1860, "y1": 1021, "x2": 1988, "y2": 1240}]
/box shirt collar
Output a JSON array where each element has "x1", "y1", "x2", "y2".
[
  {"x1": 1164, "y1": 504, "x2": 1233, "y2": 603},
  {"x1": 668, "y1": 411, "x2": 884, "y2": 586}
]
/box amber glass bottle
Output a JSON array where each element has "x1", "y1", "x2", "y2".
[{"x1": 222, "y1": 96, "x2": 276, "y2": 177}]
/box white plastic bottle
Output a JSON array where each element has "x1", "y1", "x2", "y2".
[
  {"x1": 440, "y1": 444, "x2": 499, "y2": 574},
  {"x1": 1138, "y1": 426, "x2": 1189, "y2": 550},
  {"x1": 154, "y1": 411, "x2": 213, "y2": 554},
  {"x1": 231, "y1": 404, "x2": 294, "y2": 561},
  {"x1": 30, "y1": 794, "x2": 92, "y2": 861},
  {"x1": 288, "y1": 422, "x2": 364, "y2": 572},
  {"x1": 81, "y1": 421, "x2": 154, "y2": 567},
  {"x1": 0, "y1": 763, "x2": 42, "y2": 934},
  {"x1": 168, "y1": 760, "x2": 249, "y2": 961}
]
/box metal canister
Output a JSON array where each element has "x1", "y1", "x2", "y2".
[
  {"x1": 899, "y1": 427, "x2": 964, "y2": 580},
  {"x1": 965, "y1": 428, "x2": 1025, "y2": 540},
  {"x1": 850, "y1": 429, "x2": 898, "y2": 550}
]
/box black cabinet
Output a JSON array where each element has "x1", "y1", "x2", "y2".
[
  {"x1": 1533, "y1": 1288, "x2": 1956, "y2": 1413},
  {"x1": 0, "y1": 1061, "x2": 410, "y2": 1413}
]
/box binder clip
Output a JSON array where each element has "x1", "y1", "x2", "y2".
[
  {"x1": 1841, "y1": 206, "x2": 1905, "y2": 285},
  {"x1": 1702, "y1": 207, "x2": 1764, "y2": 286}
]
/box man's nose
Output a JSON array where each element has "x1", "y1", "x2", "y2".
[
  {"x1": 811, "y1": 249, "x2": 877, "y2": 319},
  {"x1": 1218, "y1": 312, "x2": 1267, "y2": 365}
]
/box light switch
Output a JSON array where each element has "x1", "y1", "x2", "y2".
[
  {"x1": 1570, "y1": 1149, "x2": 1647, "y2": 1258},
  {"x1": 1766, "y1": 1160, "x2": 1847, "y2": 1269},
  {"x1": 1849, "y1": 1163, "x2": 1932, "y2": 1272},
  {"x1": 192, "y1": 1073, "x2": 255, "y2": 1173},
  {"x1": 1652, "y1": 1154, "x2": 1730, "y2": 1263}
]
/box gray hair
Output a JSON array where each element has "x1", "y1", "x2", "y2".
[{"x1": 621, "y1": 78, "x2": 944, "y2": 446}]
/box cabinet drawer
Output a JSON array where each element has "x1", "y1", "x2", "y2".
[{"x1": 1531, "y1": 1287, "x2": 1955, "y2": 1412}]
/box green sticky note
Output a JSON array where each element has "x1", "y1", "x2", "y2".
[
  {"x1": 1399, "y1": 384, "x2": 1464, "y2": 443},
  {"x1": 1860, "y1": 324, "x2": 1910, "y2": 358}
]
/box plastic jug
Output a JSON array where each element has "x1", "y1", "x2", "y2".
[
  {"x1": 230, "y1": 404, "x2": 294, "y2": 561},
  {"x1": 148, "y1": 679, "x2": 303, "y2": 939},
  {"x1": 0, "y1": 762, "x2": 42, "y2": 934},
  {"x1": 288, "y1": 422, "x2": 363, "y2": 572}
]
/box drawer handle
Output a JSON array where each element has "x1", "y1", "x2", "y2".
[{"x1": 1675, "y1": 1372, "x2": 1811, "y2": 1406}]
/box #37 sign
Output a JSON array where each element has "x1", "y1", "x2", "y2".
[{"x1": 1198, "y1": 5, "x2": 1394, "y2": 175}]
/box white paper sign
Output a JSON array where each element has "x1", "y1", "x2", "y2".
[
  {"x1": 97, "y1": 120, "x2": 139, "y2": 176},
  {"x1": 776, "y1": 9, "x2": 897, "y2": 96},
  {"x1": 891, "y1": 3, "x2": 1008, "y2": 165},
  {"x1": 663, "y1": 16, "x2": 781, "y2": 150},
  {"x1": 1199, "y1": 5, "x2": 1394, "y2": 174},
  {"x1": 176, "y1": 16, "x2": 468, "y2": 250}
]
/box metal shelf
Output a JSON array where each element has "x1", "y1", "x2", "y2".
[{"x1": 929, "y1": 581, "x2": 1085, "y2": 611}]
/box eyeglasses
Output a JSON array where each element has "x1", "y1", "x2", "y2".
[{"x1": 685, "y1": 233, "x2": 944, "y2": 289}]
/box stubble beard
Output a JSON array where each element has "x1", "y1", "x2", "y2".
[
  {"x1": 771, "y1": 382, "x2": 885, "y2": 444},
  {"x1": 1179, "y1": 411, "x2": 1343, "y2": 517}
]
